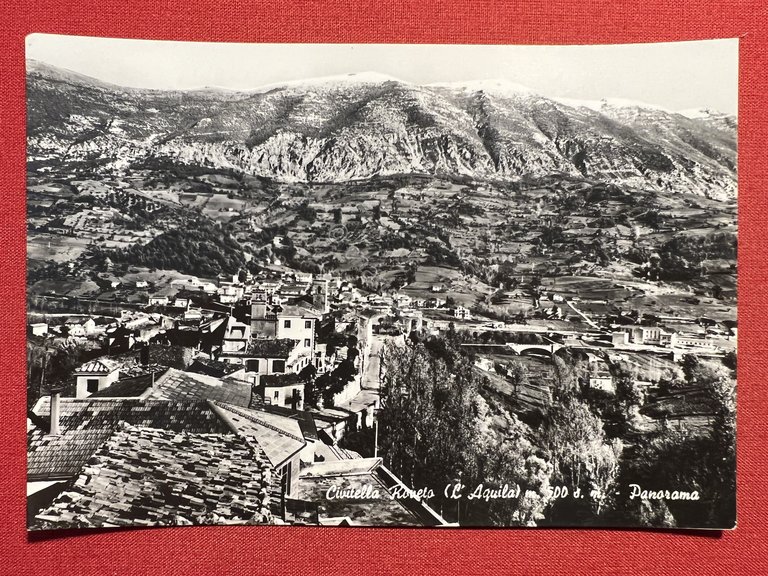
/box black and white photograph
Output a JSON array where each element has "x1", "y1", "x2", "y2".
[{"x1": 25, "y1": 35, "x2": 737, "y2": 531}]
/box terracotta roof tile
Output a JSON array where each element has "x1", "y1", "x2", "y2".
[
  {"x1": 33, "y1": 425, "x2": 275, "y2": 530},
  {"x1": 28, "y1": 398, "x2": 230, "y2": 481},
  {"x1": 146, "y1": 368, "x2": 254, "y2": 408},
  {"x1": 244, "y1": 339, "x2": 299, "y2": 359},
  {"x1": 211, "y1": 402, "x2": 306, "y2": 468},
  {"x1": 88, "y1": 370, "x2": 168, "y2": 398},
  {"x1": 74, "y1": 359, "x2": 119, "y2": 374}
]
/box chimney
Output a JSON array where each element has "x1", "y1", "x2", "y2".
[
  {"x1": 49, "y1": 388, "x2": 61, "y2": 436},
  {"x1": 252, "y1": 299, "x2": 267, "y2": 320},
  {"x1": 140, "y1": 344, "x2": 150, "y2": 366}
]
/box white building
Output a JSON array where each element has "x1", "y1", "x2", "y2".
[
  {"x1": 454, "y1": 306, "x2": 472, "y2": 321},
  {"x1": 29, "y1": 323, "x2": 48, "y2": 337},
  {"x1": 64, "y1": 317, "x2": 96, "y2": 338},
  {"x1": 221, "y1": 317, "x2": 251, "y2": 354},
  {"x1": 276, "y1": 304, "x2": 320, "y2": 356},
  {"x1": 261, "y1": 373, "x2": 305, "y2": 410},
  {"x1": 74, "y1": 359, "x2": 120, "y2": 398},
  {"x1": 624, "y1": 326, "x2": 673, "y2": 346}
]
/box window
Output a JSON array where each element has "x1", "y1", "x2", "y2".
[
  {"x1": 304, "y1": 338, "x2": 311, "y2": 348},
  {"x1": 274, "y1": 390, "x2": 279, "y2": 399},
  {"x1": 272, "y1": 360, "x2": 286, "y2": 373},
  {"x1": 86, "y1": 378, "x2": 99, "y2": 393},
  {"x1": 284, "y1": 320, "x2": 291, "y2": 328},
  {"x1": 304, "y1": 320, "x2": 312, "y2": 329},
  {"x1": 246, "y1": 359, "x2": 260, "y2": 372}
]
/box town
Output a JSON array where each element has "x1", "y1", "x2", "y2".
[
  {"x1": 27, "y1": 257, "x2": 735, "y2": 529},
  {"x1": 25, "y1": 53, "x2": 737, "y2": 530}
]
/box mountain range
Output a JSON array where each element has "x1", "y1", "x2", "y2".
[{"x1": 27, "y1": 60, "x2": 737, "y2": 200}]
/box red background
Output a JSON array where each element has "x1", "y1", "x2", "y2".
[{"x1": 2, "y1": 1, "x2": 767, "y2": 574}]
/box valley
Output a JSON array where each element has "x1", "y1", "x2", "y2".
[{"x1": 25, "y1": 59, "x2": 738, "y2": 529}]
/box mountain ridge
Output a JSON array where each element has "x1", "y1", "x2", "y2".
[{"x1": 26, "y1": 60, "x2": 737, "y2": 200}]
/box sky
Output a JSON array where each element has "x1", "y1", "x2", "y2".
[{"x1": 26, "y1": 34, "x2": 739, "y2": 114}]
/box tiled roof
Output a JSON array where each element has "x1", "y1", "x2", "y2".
[
  {"x1": 74, "y1": 359, "x2": 119, "y2": 374},
  {"x1": 28, "y1": 398, "x2": 230, "y2": 481},
  {"x1": 279, "y1": 303, "x2": 322, "y2": 318},
  {"x1": 188, "y1": 358, "x2": 244, "y2": 378},
  {"x1": 119, "y1": 363, "x2": 172, "y2": 378},
  {"x1": 245, "y1": 338, "x2": 299, "y2": 359},
  {"x1": 296, "y1": 458, "x2": 423, "y2": 527},
  {"x1": 27, "y1": 429, "x2": 115, "y2": 482},
  {"x1": 34, "y1": 425, "x2": 274, "y2": 530},
  {"x1": 211, "y1": 402, "x2": 305, "y2": 468},
  {"x1": 146, "y1": 368, "x2": 255, "y2": 408},
  {"x1": 262, "y1": 406, "x2": 319, "y2": 442},
  {"x1": 88, "y1": 370, "x2": 167, "y2": 398},
  {"x1": 113, "y1": 345, "x2": 194, "y2": 370},
  {"x1": 261, "y1": 373, "x2": 301, "y2": 387}
]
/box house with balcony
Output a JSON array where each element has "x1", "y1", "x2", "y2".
[
  {"x1": 219, "y1": 338, "x2": 309, "y2": 384},
  {"x1": 250, "y1": 297, "x2": 321, "y2": 357}
]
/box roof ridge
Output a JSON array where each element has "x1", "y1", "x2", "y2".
[{"x1": 213, "y1": 401, "x2": 305, "y2": 442}]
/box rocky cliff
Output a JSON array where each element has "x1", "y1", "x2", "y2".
[{"x1": 27, "y1": 61, "x2": 737, "y2": 200}]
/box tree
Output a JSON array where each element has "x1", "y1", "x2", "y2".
[
  {"x1": 614, "y1": 367, "x2": 644, "y2": 421},
  {"x1": 507, "y1": 361, "x2": 528, "y2": 396},
  {"x1": 379, "y1": 339, "x2": 481, "y2": 520},
  {"x1": 465, "y1": 396, "x2": 554, "y2": 526},
  {"x1": 298, "y1": 364, "x2": 318, "y2": 407},
  {"x1": 539, "y1": 393, "x2": 621, "y2": 518},
  {"x1": 553, "y1": 355, "x2": 577, "y2": 391},
  {"x1": 614, "y1": 359, "x2": 737, "y2": 528},
  {"x1": 378, "y1": 335, "x2": 557, "y2": 526}
]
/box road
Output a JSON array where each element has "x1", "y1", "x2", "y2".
[
  {"x1": 338, "y1": 316, "x2": 388, "y2": 415},
  {"x1": 565, "y1": 300, "x2": 600, "y2": 330},
  {"x1": 362, "y1": 334, "x2": 385, "y2": 391}
]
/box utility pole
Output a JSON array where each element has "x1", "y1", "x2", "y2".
[
  {"x1": 373, "y1": 406, "x2": 383, "y2": 459},
  {"x1": 373, "y1": 411, "x2": 379, "y2": 458}
]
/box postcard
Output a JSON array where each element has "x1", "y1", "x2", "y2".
[{"x1": 25, "y1": 35, "x2": 737, "y2": 530}]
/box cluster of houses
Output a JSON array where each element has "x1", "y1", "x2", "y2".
[
  {"x1": 28, "y1": 269, "x2": 451, "y2": 529},
  {"x1": 28, "y1": 262, "x2": 734, "y2": 530},
  {"x1": 610, "y1": 324, "x2": 727, "y2": 354}
]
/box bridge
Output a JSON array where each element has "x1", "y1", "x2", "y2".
[{"x1": 506, "y1": 340, "x2": 564, "y2": 356}]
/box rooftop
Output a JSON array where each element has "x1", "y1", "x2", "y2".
[
  {"x1": 211, "y1": 401, "x2": 306, "y2": 468},
  {"x1": 28, "y1": 398, "x2": 230, "y2": 481},
  {"x1": 262, "y1": 406, "x2": 320, "y2": 442},
  {"x1": 188, "y1": 357, "x2": 245, "y2": 377},
  {"x1": 34, "y1": 424, "x2": 274, "y2": 530},
  {"x1": 279, "y1": 303, "x2": 322, "y2": 319},
  {"x1": 88, "y1": 369, "x2": 168, "y2": 398},
  {"x1": 74, "y1": 358, "x2": 120, "y2": 374},
  {"x1": 244, "y1": 338, "x2": 299, "y2": 359},
  {"x1": 113, "y1": 344, "x2": 194, "y2": 370},
  {"x1": 296, "y1": 458, "x2": 429, "y2": 527},
  {"x1": 147, "y1": 368, "x2": 256, "y2": 408}
]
